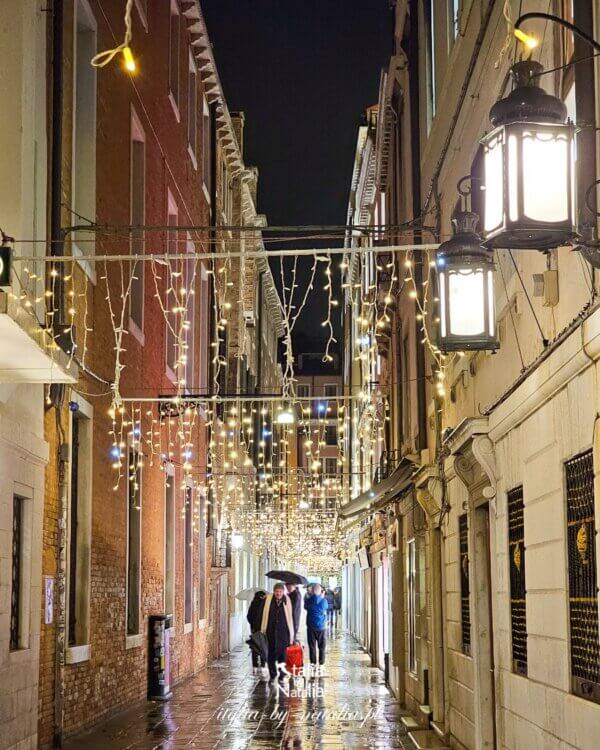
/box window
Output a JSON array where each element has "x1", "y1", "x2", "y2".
[
  {"x1": 297, "y1": 384, "x2": 310, "y2": 398},
  {"x1": 134, "y1": 0, "x2": 148, "y2": 29},
  {"x1": 202, "y1": 97, "x2": 211, "y2": 192},
  {"x1": 566, "y1": 449, "x2": 600, "y2": 702},
  {"x1": 127, "y1": 446, "x2": 142, "y2": 635},
  {"x1": 325, "y1": 425, "x2": 337, "y2": 446},
  {"x1": 184, "y1": 485, "x2": 193, "y2": 625},
  {"x1": 168, "y1": 1, "x2": 180, "y2": 113},
  {"x1": 424, "y1": 0, "x2": 436, "y2": 129},
  {"x1": 10, "y1": 495, "x2": 25, "y2": 651},
  {"x1": 198, "y1": 490, "x2": 207, "y2": 621},
  {"x1": 221, "y1": 161, "x2": 231, "y2": 221},
  {"x1": 448, "y1": 0, "x2": 460, "y2": 44},
  {"x1": 72, "y1": 0, "x2": 97, "y2": 263},
  {"x1": 188, "y1": 51, "x2": 198, "y2": 165},
  {"x1": 407, "y1": 538, "x2": 417, "y2": 673},
  {"x1": 68, "y1": 401, "x2": 92, "y2": 648},
  {"x1": 459, "y1": 514, "x2": 471, "y2": 655},
  {"x1": 199, "y1": 264, "x2": 210, "y2": 394},
  {"x1": 400, "y1": 332, "x2": 410, "y2": 442},
  {"x1": 324, "y1": 384, "x2": 338, "y2": 397},
  {"x1": 324, "y1": 457, "x2": 338, "y2": 476},
  {"x1": 129, "y1": 111, "x2": 145, "y2": 333},
  {"x1": 184, "y1": 235, "x2": 196, "y2": 391},
  {"x1": 166, "y1": 195, "x2": 178, "y2": 377},
  {"x1": 508, "y1": 486, "x2": 527, "y2": 675},
  {"x1": 164, "y1": 469, "x2": 175, "y2": 620}
]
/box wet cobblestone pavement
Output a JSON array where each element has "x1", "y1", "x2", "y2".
[{"x1": 65, "y1": 631, "x2": 410, "y2": 749}]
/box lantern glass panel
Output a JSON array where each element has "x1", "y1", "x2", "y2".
[
  {"x1": 487, "y1": 269, "x2": 495, "y2": 336},
  {"x1": 484, "y1": 133, "x2": 504, "y2": 233},
  {"x1": 522, "y1": 130, "x2": 569, "y2": 223},
  {"x1": 508, "y1": 134, "x2": 519, "y2": 221},
  {"x1": 448, "y1": 269, "x2": 485, "y2": 336}
]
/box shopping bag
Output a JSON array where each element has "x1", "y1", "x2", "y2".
[{"x1": 286, "y1": 643, "x2": 304, "y2": 676}]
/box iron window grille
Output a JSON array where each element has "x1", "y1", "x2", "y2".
[
  {"x1": 10, "y1": 495, "x2": 24, "y2": 651},
  {"x1": 213, "y1": 528, "x2": 232, "y2": 569},
  {"x1": 508, "y1": 486, "x2": 527, "y2": 675},
  {"x1": 459, "y1": 514, "x2": 471, "y2": 655},
  {"x1": 566, "y1": 449, "x2": 600, "y2": 703}
]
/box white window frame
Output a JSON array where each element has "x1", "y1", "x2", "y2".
[
  {"x1": 65, "y1": 394, "x2": 93, "y2": 662},
  {"x1": 297, "y1": 384, "x2": 310, "y2": 398},
  {"x1": 407, "y1": 538, "x2": 417, "y2": 674},
  {"x1": 129, "y1": 108, "x2": 146, "y2": 343},
  {"x1": 184, "y1": 234, "x2": 196, "y2": 392},
  {"x1": 72, "y1": 0, "x2": 98, "y2": 283},
  {"x1": 202, "y1": 95, "x2": 211, "y2": 202},
  {"x1": 164, "y1": 463, "x2": 176, "y2": 627},
  {"x1": 323, "y1": 383, "x2": 338, "y2": 397},
  {"x1": 168, "y1": 0, "x2": 181, "y2": 121},
  {"x1": 9, "y1": 486, "x2": 33, "y2": 653},
  {"x1": 198, "y1": 487, "x2": 207, "y2": 627},
  {"x1": 187, "y1": 49, "x2": 198, "y2": 169},
  {"x1": 165, "y1": 191, "x2": 178, "y2": 383},
  {"x1": 125, "y1": 437, "x2": 143, "y2": 647},
  {"x1": 183, "y1": 479, "x2": 194, "y2": 632}
]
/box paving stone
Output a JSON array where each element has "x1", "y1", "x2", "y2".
[{"x1": 65, "y1": 632, "x2": 411, "y2": 750}]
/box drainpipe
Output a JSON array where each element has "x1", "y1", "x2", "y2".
[
  {"x1": 50, "y1": 1, "x2": 67, "y2": 747},
  {"x1": 574, "y1": 1, "x2": 597, "y2": 299},
  {"x1": 407, "y1": 0, "x2": 428, "y2": 453}
]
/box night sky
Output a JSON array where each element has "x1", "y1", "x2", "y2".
[{"x1": 202, "y1": 0, "x2": 393, "y2": 352}]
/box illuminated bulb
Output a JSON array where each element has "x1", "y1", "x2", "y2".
[
  {"x1": 513, "y1": 28, "x2": 538, "y2": 49},
  {"x1": 123, "y1": 46, "x2": 136, "y2": 72}
]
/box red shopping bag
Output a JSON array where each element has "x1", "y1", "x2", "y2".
[{"x1": 286, "y1": 644, "x2": 304, "y2": 676}]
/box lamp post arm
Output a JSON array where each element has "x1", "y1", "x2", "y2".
[{"x1": 515, "y1": 12, "x2": 600, "y2": 54}]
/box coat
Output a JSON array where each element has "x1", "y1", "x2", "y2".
[
  {"x1": 246, "y1": 591, "x2": 266, "y2": 633},
  {"x1": 304, "y1": 593, "x2": 328, "y2": 630},
  {"x1": 261, "y1": 593, "x2": 295, "y2": 650}
]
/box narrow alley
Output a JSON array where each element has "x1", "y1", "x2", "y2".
[{"x1": 64, "y1": 633, "x2": 409, "y2": 750}]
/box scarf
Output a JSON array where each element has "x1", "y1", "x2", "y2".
[{"x1": 260, "y1": 593, "x2": 295, "y2": 644}]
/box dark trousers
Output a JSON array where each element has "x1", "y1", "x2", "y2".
[
  {"x1": 267, "y1": 644, "x2": 287, "y2": 679},
  {"x1": 307, "y1": 626, "x2": 326, "y2": 665},
  {"x1": 251, "y1": 650, "x2": 266, "y2": 668},
  {"x1": 327, "y1": 609, "x2": 335, "y2": 627}
]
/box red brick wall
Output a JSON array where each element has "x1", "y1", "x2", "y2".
[{"x1": 39, "y1": 0, "x2": 216, "y2": 744}]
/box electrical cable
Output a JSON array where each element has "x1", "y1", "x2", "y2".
[
  {"x1": 508, "y1": 250, "x2": 548, "y2": 347},
  {"x1": 498, "y1": 252, "x2": 525, "y2": 370}
]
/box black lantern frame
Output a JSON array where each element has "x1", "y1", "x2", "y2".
[
  {"x1": 481, "y1": 61, "x2": 576, "y2": 251},
  {"x1": 437, "y1": 211, "x2": 498, "y2": 353}
]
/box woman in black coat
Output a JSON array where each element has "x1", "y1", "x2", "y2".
[{"x1": 246, "y1": 591, "x2": 267, "y2": 671}]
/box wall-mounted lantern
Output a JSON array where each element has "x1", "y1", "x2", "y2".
[
  {"x1": 437, "y1": 211, "x2": 498, "y2": 352},
  {"x1": 481, "y1": 60, "x2": 576, "y2": 250}
]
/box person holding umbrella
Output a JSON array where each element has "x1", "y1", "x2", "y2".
[
  {"x1": 246, "y1": 590, "x2": 268, "y2": 678},
  {"x1": 260, "y1": 583, "x2": 295, "y2": 683},
  {"x1": 285, "y1": 583, "x2": 302, "y2": 642}
]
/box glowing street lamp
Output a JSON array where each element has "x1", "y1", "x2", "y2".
[
  {"x1": 481, "y1": 60, "x2": 576, "y2": 250},
  {"x1": 437, "y1": 211, "x2": 498, "y2": 352}
]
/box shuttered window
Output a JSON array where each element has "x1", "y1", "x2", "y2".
[
  {"x1": 459, "y1": 514, "x2": 471, "y2": 655},
  {"x1": 508, "y1": 486, "x2": 527, "y2": 675},
  {"x1": 566, "y1": 449, "x2": 600, "y2": 702}
]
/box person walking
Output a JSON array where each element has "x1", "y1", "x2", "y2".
[
  {"x1": 246, "y1": 590, "x2": 268, "y2": 678},
  {"x1": 285, "y1": 583, "x2": 302, "y2": 643},
  {"x1": 325, "y1": 588, "x2": 336, "y2": 628},
  {"x1": 304, "y1": 583, "x2": 328, "y2": 675},
  {"x1": 333, "y1": 586, "x2": 342, "y2": 627},
  {"x1": 261, "y1": 583, "x2": 295, "y2": 683}
]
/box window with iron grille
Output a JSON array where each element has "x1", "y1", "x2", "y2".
[
  {"x1": 184, "y1": 486, "x2": 193, "y2": 624},
  {"x1": 10, "y1": 495, "x2": 24, "y2": 651},
  {"x1": 325, "y1": 425, "x2": 337, "y2": 446},
  {"x1": 566, "y1": 449, "x2": 600, "y2": 702},
  {"x1": 459, "y1": 514, "x2": 471, "y2": 655},
  {"x1": 508, "y1": 486, "x2": 527, "y2": 675}
]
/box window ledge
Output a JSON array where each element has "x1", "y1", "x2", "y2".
[
  {"x1": 72, "y1": 242, "x2": 97, "y2": 285},
  {"x1": 126, "y1": 633, "x2": 144, "y2": 650},
  {"x1": 188, "y1": 144, "x2": 198, "y2": 171},
  {"x1": 8, "y1": 647, "x2": 31, "y2": 663},
  {"x1": 129, "y1": 317, "x2": 145, "y2": 346},
  {"x1": 168, "y1": 92, "x2": 181, "y2": 123},
  {"x1": 198, "y1": 618, "x2": 207, "y2": 630},
  {"x1": 66, "y1": 644, "x2": 91, "y2": 664},
  {"x1": 184, "y1": 622, "x2": 193, "y2": 634}
]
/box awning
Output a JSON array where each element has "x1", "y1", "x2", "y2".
[{"x1": 339, "y1": 457, "x2": 417, "y2": 520}]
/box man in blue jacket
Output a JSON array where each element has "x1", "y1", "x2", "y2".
[{"x1": 304, "y1": 583, "x2": 329, "y2": 674}]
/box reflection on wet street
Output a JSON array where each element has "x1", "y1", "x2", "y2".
[{"x1": 65, "y1": 631, "x2": 410, "y2": 749}]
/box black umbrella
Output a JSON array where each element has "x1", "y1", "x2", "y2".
[
  {"x1": 246, "y1": 631, "x2": 269, "y2": 662},
  {"x1": 266, "y1": 570, "x2": 309, "y2": 586}
]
